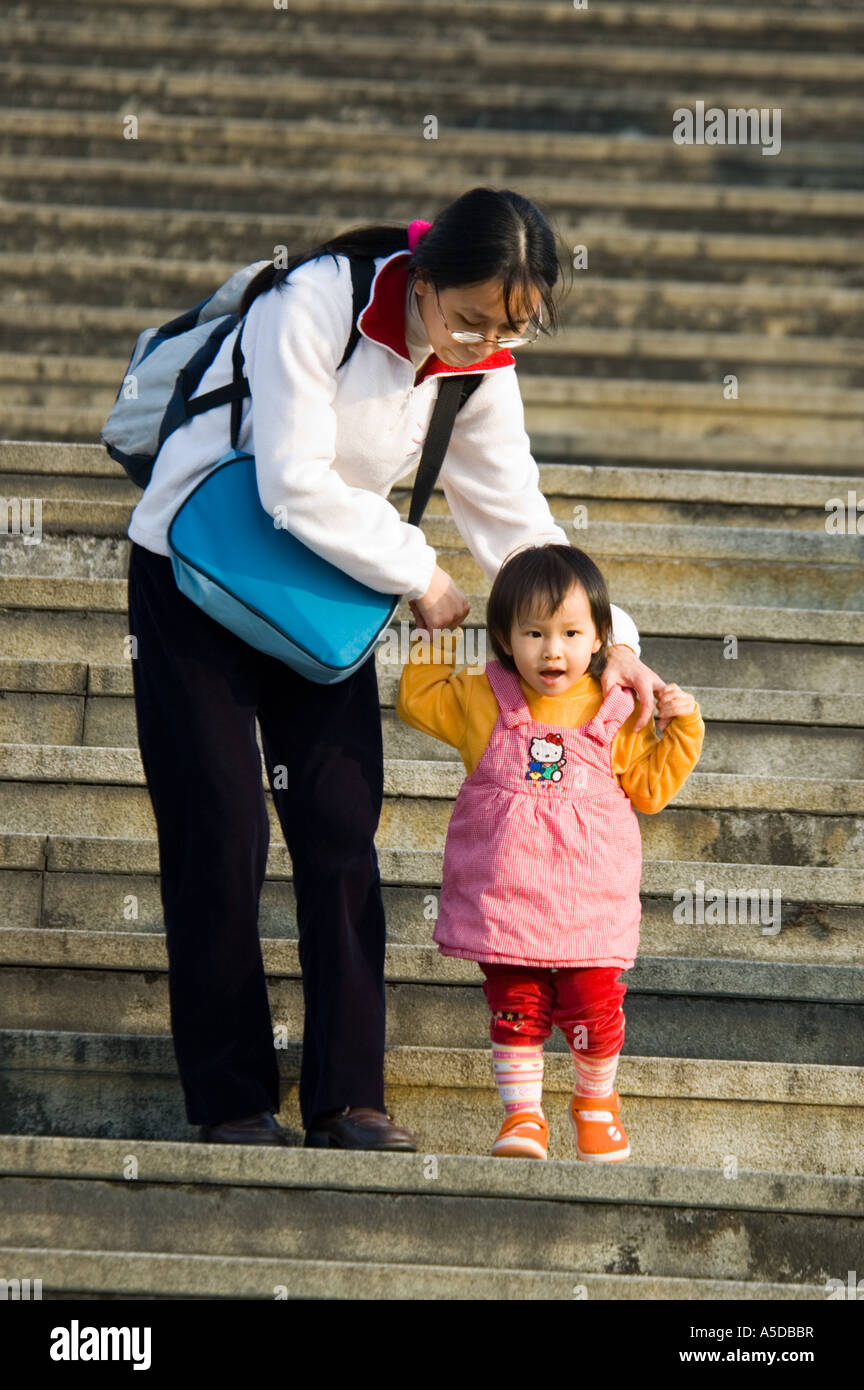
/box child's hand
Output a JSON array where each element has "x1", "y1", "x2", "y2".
[{"x1": 655, "y1": 683, "x2": 697, "y2": 725}]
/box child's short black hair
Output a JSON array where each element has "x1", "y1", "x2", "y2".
[{"x1": 486, "y1": 544, "x2": 613, "y2": 679}]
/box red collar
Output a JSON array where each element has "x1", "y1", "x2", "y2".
[{"x1": 358, "y1": 250, "x2": 516, "y2": 384}]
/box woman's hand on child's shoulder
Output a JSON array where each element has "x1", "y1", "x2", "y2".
[{"x1": 655, "y1": 683, "x2": 697, "y2": 721}]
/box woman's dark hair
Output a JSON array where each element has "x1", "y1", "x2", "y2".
[
  {"x1": 237, "y1": 186, "x2": 565, "y2": 330},
  {"x1": 486, "y1": 544, "x2": 613, "y2": 680}
]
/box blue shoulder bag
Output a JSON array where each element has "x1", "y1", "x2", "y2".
[{"x1": 166, "y1": 257, "x2": 483, "y2": 683}]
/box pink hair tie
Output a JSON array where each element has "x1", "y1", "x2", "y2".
[{"x1": 407, "y1": 218, "x2": 432, "y2": 251}]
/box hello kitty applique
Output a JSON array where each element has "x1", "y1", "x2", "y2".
[{"x1": 525, "y1": 732, "x2": 566, "y2": 785}]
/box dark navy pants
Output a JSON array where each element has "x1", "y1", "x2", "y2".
[{"x1": 126, "y1": 539, "x2": 387, "y2": 1129}]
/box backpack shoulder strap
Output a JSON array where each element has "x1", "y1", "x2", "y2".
[
  {"x1": 338, "y1": 256, "x2": 376, "y2": 368},
  {"x1": 219, "y1": 254, "x2": 376, "y2": 448}
]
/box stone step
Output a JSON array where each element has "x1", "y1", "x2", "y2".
[
  {"x1": 4, "y1": 157, "x2": 864, "y2": 236},
  {"x1": 11, "y1": 0, "x2": 864, "y2": 25},
  {"x1": 12, "y1": 0, "x2": 864, "y2": 48},
  {"x1": 4, "y1": 336, "x2": 864, "y2": 398},
  {"x1": 1, "y1": 930, "x2": 860, "y2": 1066},
  {"x1": 5, "y1": 60, "x2": 857, "y2": 148},
  {"x1": 0, "y1": 474, "x2": 854, "y2": 541},
  {"x1": 5, "y1": 418, "x2": 863, "y2": 471},
  {"x1": 5, "y1": 854, "x2": 859, "y2": 966},
  {"x1": 1, "y1": 744, "x2": 859, "y2": 868},
  {"x1": 5, "y1": 831, "x2": 858, "y2": 908},
  {"x1": 4, "y1": 204, "x2": 862, "y2": 286},
  {"x1": 0, "y1": 103, "x2": 856, "y2": 165},
  {"x1": 9, "y1": 403, "x2": 863, "y2": 463},
  {"x1": 471, "y1": 415, "x2": 864, "y2": 472},
  {"x1": 525, "y1": 431, "x2": 864, "y2": 474},
  {"x1": 5, "y1": 400, "x2": 861, "y2": 462},
  {"x1": 2, "y1": 1031, "x2": 862, "y2": 1177},
  {"x1": 14, "y1": 681, "x2": 864, "y2": 766},
  {"x1": 9, "y1": 513, "x2": 858, "y2": 571},
  {"x1": 415, "y1": 465, "x2": 862, "y2": 530},
  {"x1": 6, "y1": 320, "x2": 864, "y2": 394},
  {"x1": 8, "y1": 16, "x2": 864, "y2": 84},
  {"x1": 1, "y1": 1137, "x2": 858, "y2": 1298},
  {"x1": 1, "y1": 441, "x2": 856, "y2": 530},
  {"x1": 2, "y1": 110, "x2": 858, "y2": 189},
  {"x1": 10, "y1": 251, "x2": 864, "y2": 336},
  {"x1": 0, "y1": 734, "x2": 861, "y2": 823},
  {"x1": 51, "y1": 0, "x2": 864, "y2": 13},
  {"x1": 1, "y1": 603, "x2": 862, "y2": 751},
  {"x1": 6, "y1": 413, "x2": 861, "y2": 473},
  {"x1": 4, "y1": 926, "x2": 861, "y2": 1004},
  {"x1": 1, "y1": 600, "x2": 860, "y2": 697},
  {"x1": 0, "y1": 1242, "x2": 828, "y2": 1301},
  {"x1": 3, "y1": 526, "x2": 860, "y2": 611},
  {"x1": 5, "y1": 676, "x2": 862, "y2": 777},
  {"x1": 530, "y1": 464, "x2": 862, "y2": 511},
  {"x1": 2, "y1": 113, "x2": 857, "y2": 192},
  {"x1": 1, "y1": 441, "x2": 857, "y2": 528},
  {"x1": 382, "y1": 704, "x2": 864, "y2": 774},
  {"x1": 5, "y1": 364, "x2": 861, "y2": 448},
  {"x1": 0, "y1": 440, "x2": 133, "y2": 480},
  {"x1": 1, "y1": 577, "x2": 861, "y2": 649},
  {"x1": 0, "y1": 473, "x2": 855, "y2": 539},
  {"x1": 9, "y1": 649, "x2": 863, "y2": 712}
]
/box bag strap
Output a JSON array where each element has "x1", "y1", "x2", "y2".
[{"x1": 407, "y1": 372, "x2": 483, "y2": 528}]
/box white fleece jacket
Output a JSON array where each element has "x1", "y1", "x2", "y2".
[{"x1": 127, "y1": 249, "x2": 640, "y2": 653}]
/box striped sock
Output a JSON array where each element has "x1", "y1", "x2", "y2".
[
  {"x1": 568, "y1": 1049, "x2": 621, "y2": 1098},
  {"x1": 491, "y1": 1043, "x2": 545, "y2": 1120}
]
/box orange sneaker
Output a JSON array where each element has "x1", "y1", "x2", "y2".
[
  {"x1": 569, "y1": 1090, "x2": 630, "y2": 1162},
  {"x1": 491, "y1": 1109, "x2": 549, "y2": 1159}
]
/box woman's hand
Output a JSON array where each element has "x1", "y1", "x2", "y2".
[
  {"x1": 601, "y1": 644, "x2": 670, "y2": 732},
  {"x1": 409, "y1": 564, "x2": 471, "y2": 634}
]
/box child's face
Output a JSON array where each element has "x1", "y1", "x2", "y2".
[{"x1": 502, "y1": 583, "x2": 602, "y2": 696}]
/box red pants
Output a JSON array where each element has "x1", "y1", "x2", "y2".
[{"x1": 480, "y1": 963, "x2": 627, "y2": 1055}]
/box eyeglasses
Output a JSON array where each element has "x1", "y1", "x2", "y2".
[{"x1": 434, "y1": 286, "x2": 542, "y2": 349}]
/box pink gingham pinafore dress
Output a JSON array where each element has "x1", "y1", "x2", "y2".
[{"x1": 433, "y1": 659, "x2": 643, "y2": 969}]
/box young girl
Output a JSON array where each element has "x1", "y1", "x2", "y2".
[{"x1": 396, "y1": 543, "x2": 705, "y2": 1162}]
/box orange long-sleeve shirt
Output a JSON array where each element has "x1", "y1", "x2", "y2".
[{"x1": 395, "y1": 628, "x2": 705, "y2": 812}]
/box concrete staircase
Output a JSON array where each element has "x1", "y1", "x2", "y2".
[{"x1": 1, "y1": 0, "x2": 862, "y2": 1299}]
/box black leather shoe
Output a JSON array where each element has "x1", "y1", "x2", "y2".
[
  {"x1": 200, "y1": 1110, "x2": 292, "y2": 1145},
  {"x1": 304, "y1": 1106, "x2": 417, "y2": 1151}
]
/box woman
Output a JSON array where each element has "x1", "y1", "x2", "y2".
[{"x1": 125, "y1": 186, "x2": 666, "y2": 1150}]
